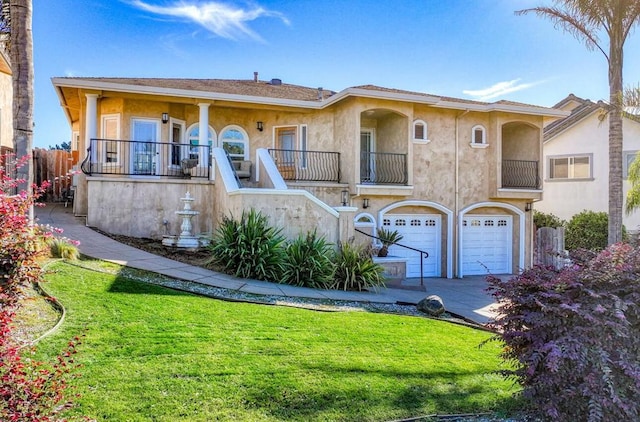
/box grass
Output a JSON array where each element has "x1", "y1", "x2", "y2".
[{"x1": 36, "y1": 258, "x2": 519, "y2": 421}]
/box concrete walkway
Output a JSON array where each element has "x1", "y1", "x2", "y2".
[{"x1": 37, "y1": 203, "x2": 500, "y2": 325}]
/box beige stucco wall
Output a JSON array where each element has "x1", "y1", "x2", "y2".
[
  {"x1": 0, "y1": 71, "x2": 12, "y2": 150},
  {"x1": 70, "y1": 87, "x2": 546, "y2": 275},
  {"x1": 86, "y1": 178, "x2": 215, "y2": 239}
]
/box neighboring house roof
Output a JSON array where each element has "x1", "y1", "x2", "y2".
[
  {"x1": 52, "y1": 76, "x2": 568, "y2": 126},
  {"x1": 544, "y1": 93, "x2": 640, "y2": 142},
  {"x1": 544, "y1": 94, "x2": 608, "y2": 141}
]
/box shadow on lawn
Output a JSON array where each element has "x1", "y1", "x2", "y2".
[
  {"x1": 106, "y1": 274, "x2": 192, "y2": 296},
  {"x1": 238, "y1": 364, "x2": 520, "y2": 419}
]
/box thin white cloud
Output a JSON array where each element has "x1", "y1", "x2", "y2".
[
  {"x1": 129, "y1": 1, "x2": 289, "y2": 42},
  {"x1": 463, "y1": 79, "x2": 541, "y2": 101}
]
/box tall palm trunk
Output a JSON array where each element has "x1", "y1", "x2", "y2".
[
  {"x1": 10, "y1": 0, "x2": 34, "y2": 220},
  {"x1": 608, "y1": 24, "x2": 624, "y2": 244}
]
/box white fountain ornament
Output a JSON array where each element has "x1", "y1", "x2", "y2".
[{"x1": 162, "y1": 191, "x2": 205, "y2": 249}]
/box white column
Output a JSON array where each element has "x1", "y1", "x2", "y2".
[
  {"x1": 198, "y1": 103, "x2": 210, "y2": 167},
  {"x1": 85, "y1": 94, "x2": 99, "y2": 162}
]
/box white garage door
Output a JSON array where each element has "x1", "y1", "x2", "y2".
[
  {"x1": 383, "y1": 214, "x2": 441, "y2": 278},
  {"x1": 462, "y1": 215, "x2": 512, "y2": 275}
]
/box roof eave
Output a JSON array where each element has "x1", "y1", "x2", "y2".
[{"x1": 50, "y1": 77, "x2": 326, "y2": 109}]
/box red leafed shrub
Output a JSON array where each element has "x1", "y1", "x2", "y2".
[
  {"x1": 0, "y1": 310, "x2": 83, "y2": 421},
  {"x1": 1, "y1": 155, "x2": 84, "y2": 421},
  {"x1": 486, "y1": 243, "x2": 640, "y2": 421},
  {"x1": 1, "y1": 154, "x2": 50, "y2": 307}
]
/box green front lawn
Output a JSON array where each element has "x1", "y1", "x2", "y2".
[{"x1": 38, "y1": 259, "x2": 519, "y2": 421}]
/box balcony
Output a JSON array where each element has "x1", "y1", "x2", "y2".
[
  {"x1": 360, "y1": 152, "x2": 408, "y2": 185},
  {"x1": 502, "y1": 159, "x2": 540, "y2": 189},
  {"x1": 268, "y1": 149, "x2": 340, "y2": 182},
  {"x1": 81, "y1": 139, "x2": 211, "y2": 179}
]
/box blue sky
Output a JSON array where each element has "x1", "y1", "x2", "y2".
[{"x1": 32, "y1": 0, "x2": 640, "y2": 148}]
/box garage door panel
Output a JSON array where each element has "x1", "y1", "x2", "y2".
[
  {"x1": 383, "y1": 214, "x2": 441, "y2": 278},
  {"x1": 462, "y1": 215, "x2": 512, "y2": 276}
]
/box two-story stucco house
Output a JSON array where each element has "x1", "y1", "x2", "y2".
[
  {"x1": 0, "y1": 49, "x2": 12, "y2": 156},
  {"x1": 537, "y1": 94, "x2": 640, "y2": 232},
  {"x1": 52, "y1": 75, "x2": 566, "y2": 278}
]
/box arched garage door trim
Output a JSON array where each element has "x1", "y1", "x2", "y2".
[
  {"x1": 379, "y1": 200, "x2": 453, "y2": 279},
  {"x1": 458, "y1": 202, "x2": 524, "y2": 278}
]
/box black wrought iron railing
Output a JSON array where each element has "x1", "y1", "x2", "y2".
[
  {"x1": 502, "y1": 159, "x2": 540, "y2": 189},
  {"x1": 81, "y1": 139, "x2": 211, "y2": 179},
  {"x1": 360, "y1": 152, "x2": 408, "y2": 185},
  {"x1": 268, "y1": 148, "x2": 340, "y2": 182},
  {"x1": 355, "y1": 228, "x2": 429, "y2": 287}
]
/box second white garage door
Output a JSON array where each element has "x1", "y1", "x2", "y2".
[
  {"x1": 461, "y1": 215, "x2": 512, "y2": 275},
  {"x1": 384, "y1": 214, "x2": 441, "y2": 278}
]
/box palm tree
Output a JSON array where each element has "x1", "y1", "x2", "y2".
[
  {"x1": 518, "y1": 0, "x2": 640, "y2": 245},
  {"x1": 9, "y1": 0, "x2": 34, "y2": 220}
]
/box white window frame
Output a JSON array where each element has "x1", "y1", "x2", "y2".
[
  {"x1": 130, "y1": 117, "x2": 161, "y2": 176},
  {"x1": 470, "y1": 125, "x2": 488, "y2": 148},
  {"x1": 186, "y1": 123, "x2": 217, "y2": 166},
  {"x1": 101, "y1": 114, "x2": 121, "y2": 165},
  {"x1": 413, "y1": 119, "x2": 429, "y2": 143},
  {"x1": 547, "y1": 154, "x2": 593, "y2": 180},
  {"x1": 220, "y1": 124, "x2": 249, "y2": 160},
  {"x1": 624, "y1": 150, "x2": 639, "y2": 179}
]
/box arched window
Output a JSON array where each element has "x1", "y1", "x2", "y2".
[
  {"x1": 219, "y1": 125, "x2": 249, "y2": 160},
  {"x1": 186, "y1": 124, "x2": 217, "y2": 166},
  {"x1": 354, "y1": 213, "x2": 377, "y2": 246},
  {"x1": 470, "y1": 125, "x2": 488, "y2": 148},
  {"x1": 413, "y1": 119, "x2": 429, "y2": 143}
]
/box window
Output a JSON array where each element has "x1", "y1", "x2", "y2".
[
  {"x1": 624, "y1": 151, "x2": 639, "y2": 179},
  {"x1": 470, "y1": 125, "x2": 487, "y2": 148},
  {"x1": 549, "y1": 155, "x2": 591, "y2": 180},
  {"x1": 413, "y1": 120, "x2": 429, "y2": 143},
  {"x1": 220, "y1": 125, "x2": 248, "y2": 161},
  {"x1": 101, "y1": 114, "x2": 120, "y2": 164},
  {"x1": 186, "y1": 124, "x2": 216, "y2": 165}
]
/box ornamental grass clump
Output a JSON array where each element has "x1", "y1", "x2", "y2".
[
  {"x1": 282, "y1": 230, "x2": 335, "y2": 289},
  {"x1": 332, "y1": 241, "x2": 384, "y2": 291},
  {"x1": 486, "y1": 243, "x2": 640, "y2": 422},
  {"x1": 47, "y1": 236, "x2": 80, "y2": 260},
  {"x1": 206, "y1": 209, "x2": 286, "y2": 281}
]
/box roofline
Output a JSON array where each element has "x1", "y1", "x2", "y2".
[
  {"x1": 54, "y1": 84, "x2": 75, "y2": 128},
  {"x1": 51, "y1": 77, "x2": 567, "y2": 118},
  {"x1": 543, "y1": 105, "x2": 603, "y2": 143}
]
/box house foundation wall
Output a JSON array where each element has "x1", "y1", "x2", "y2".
[{"x1": 86, "y1": 177, "x2": 215, "y2": 239}]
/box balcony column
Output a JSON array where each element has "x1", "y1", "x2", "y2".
[
  {"x1": 85, "y1": 93, "x2": 98, "y2": 162},
  {"x1": 198, "y1": 103, "x2": 210, "y2": 167}
]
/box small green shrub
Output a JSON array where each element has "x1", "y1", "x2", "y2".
[
  {"x1": 48, "y1": 237, "x2": 80, "y2": 260},
  {"x1": 533, "y1": 210, "x2": 565, "y2": 229},
  {"x1": 332, "y1": 242, "x2": 384, "y2": 291},
  {"x1": 282, "y1": 230, "x2": 335, "y2": 289},
  {"x1": 206, "y1": 209, "x2": 286, "y2": 281},
  {"x1": 565, "y1": 210, "x2": 627, "y2": 251}
]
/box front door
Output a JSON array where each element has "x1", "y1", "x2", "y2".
[{"x1": 131, "y1": 119, "x2": 160, "y2": 175}]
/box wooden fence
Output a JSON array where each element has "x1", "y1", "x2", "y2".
[
  {"x1": 535, "y1": 226, "x2": 569, "y2": 270},
  {"x1": 33, "y1": 148, "x2": 77, "y2": 202}
]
